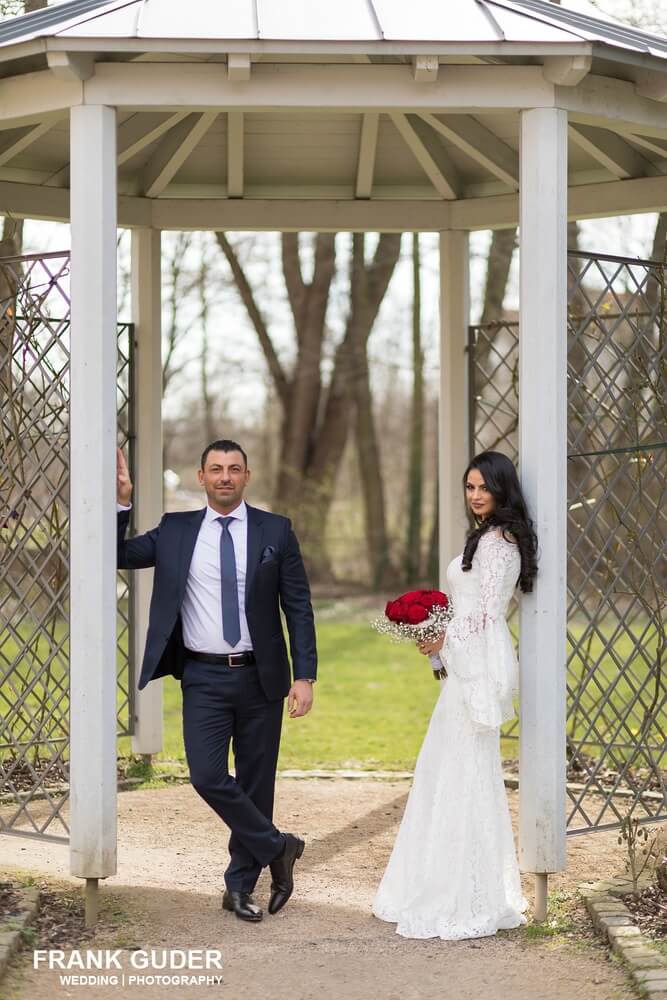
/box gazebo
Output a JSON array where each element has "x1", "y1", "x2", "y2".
[{"x1": 1, "y1": 0, "x2": 666, "y2": 920}]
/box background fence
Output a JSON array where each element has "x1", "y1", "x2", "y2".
[
  {"x1": 471, "y1": 250, "x2": 666, "y2": 834},
  {"x1": 1, "y1": 247, "x2": 664, "y2": 844},
  {"x1": 0, "y1": 251, "x2": 134, "y2": 842}
]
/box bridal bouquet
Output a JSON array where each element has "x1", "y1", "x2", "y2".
[{"x1": 372, "y1": 590, "x2": 453, "y2": 680}]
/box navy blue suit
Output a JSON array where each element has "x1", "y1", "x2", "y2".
[{"x1": 117, "y1": 503, "x2": 317, "y2": 892}]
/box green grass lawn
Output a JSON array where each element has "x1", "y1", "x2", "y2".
[
  {"x1": 117, "y1": 620, "x2": 463, "y2": 771},
  {"x1": 2, "y1": 604, "x2": 662, "y2": 773}
]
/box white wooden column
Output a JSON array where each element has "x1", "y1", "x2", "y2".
[
  {"x1": 130, "y1": 228, "x2": 164, "y2": 756},
  {"x1": 518, "y1": 108, "x2": 568, "y2": 904},
  {"x1": 438, "y1": 230, "x2": 470, "y2": 587},
  {"x1": 69, "y1": 104, "x2": 118, "y2": 884}
]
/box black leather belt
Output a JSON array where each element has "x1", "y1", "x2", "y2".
[{"x1": 185, "y1": 649, "x2": 256, "y2": 667}]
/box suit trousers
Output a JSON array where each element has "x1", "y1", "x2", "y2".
[{"x1": 181, "y1": 657, "x2": 285, "y2": 893}]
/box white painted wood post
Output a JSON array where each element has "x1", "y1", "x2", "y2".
[
  {"x1": 438, "y1": 230, "x2": 471, "y2": 587},
  {"x1": 518, "y1": 108, "x2": 568, "y2": 915},
  {"x1": 130, "y1": 228, "x2": 164, "y2": 757},
  {"x1": 69, "y1": 104, "x2": 118, "y2": 893}
]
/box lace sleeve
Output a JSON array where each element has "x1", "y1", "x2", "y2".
[
  {"x1": 446, "y1": 532, "x2": 519, "y2": 645},
  {"x1": 440, "y1": 531, "x2": 521, "y2": 730}
]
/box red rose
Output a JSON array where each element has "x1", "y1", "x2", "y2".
[
  {"x1": 386, "y1": 600, "x2": 406, "y2": 623},
  {"x1": 406, "y1": 603, "x2": 428, "y2": 624},
  {"x1": 385, "y1": 589, "x2": 449, "y2": 625}
]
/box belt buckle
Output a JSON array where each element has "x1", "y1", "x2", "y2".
[{"x1": 228, "y1": 653, "x2": 245, "y2": 667}]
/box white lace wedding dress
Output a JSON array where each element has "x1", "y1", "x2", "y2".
[{"x1": 372, "y1": 529, "x2": 528, "y2": 940}]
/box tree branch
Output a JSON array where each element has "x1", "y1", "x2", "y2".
[
  {"x1": 215, "y1": 231, "x2": 290, "y2": 408},
  {"x1": 366, "y1": 233, "x2": 403, "y2": 323},
  {"x1": 303, "y1": 234, "x2": 336, "y2": 347},
  {"x1": 281, "y1": 233, "x2": 306, "y2": 339}
]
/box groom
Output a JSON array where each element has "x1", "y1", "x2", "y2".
[{"x1": 116, "y1": 439, "x2": 317, "y2": 922}]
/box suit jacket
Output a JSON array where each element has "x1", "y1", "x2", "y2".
[{"x1": 117, "y1": 504, "x2": 317, "y2": 700}]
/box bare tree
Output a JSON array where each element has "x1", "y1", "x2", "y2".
[
  {"x1": 349, "y1": 233, "x2": 403, "y2": 588},
  {"x1": 480, "y1": 228, "x2": 516, "y2": 326},
  {"x1": 405, "y1": 233, "x2": 424, "y2": 583},
  {"x1": 162, "y1": 232, "x2": 198, "y2": 394},
  {"x1": 217, "y1": 231, "x2": 402, "y2": 581},
  {"x1": 197, "y1": 253, "x2": 216, "y2": 444}
]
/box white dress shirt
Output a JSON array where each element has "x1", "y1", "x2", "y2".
[
  {"x1": 181, "y1": 501, "x2": 253, "y2": 653},
  {"x1": 118, "y1": 499, "x2": 252, "y2": 652}
]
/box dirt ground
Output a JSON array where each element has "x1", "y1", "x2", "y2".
[{"x1": 1, "y1": 778, "x2": 638, "y2": 1000}]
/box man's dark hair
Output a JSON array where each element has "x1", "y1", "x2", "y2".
[{"x1": 200, "y1": 439, "x2": 248, "y2": 470}]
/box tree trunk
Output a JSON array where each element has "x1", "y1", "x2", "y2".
[
  {"x1": 567, "y1": 220, "x2": 587, "y2": 315},
  {"x1": 651, "y1": 213, "x2": 667, "y2": 263},
  {"x1": 474, "y1": 228, "x2": 517, "y2": 452},
  {"x1": 647, "y1": 213, "x2": 667, "y2": 312},
  {"x1": 405, "y1": 232, "x2": 424, "y2": 583},
  {"x1": 1, "y1": 217, "x2": 23, "y2": 255},
  {"x1": 480, "y1": 228, "x2": 516, "y2": 326},
  {"x1": 275, "y1": 233, "x2": 335, "y2": 510},
  {"x1": 198, "y1": 257, "x2": 215, "y2": 444},
  {"x1": 353, "y1": 345, "x2": 394, "y2": 587},
  {"x1": 347, "y1": 233, "x2": 402, "y2": 587},
  {"x1": 427, "y1": 473, "x2": 439, "y2": 587}
]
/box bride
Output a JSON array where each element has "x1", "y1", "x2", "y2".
[{"x1": 372, "y1": 450, "x2": 538, "y2": 940}]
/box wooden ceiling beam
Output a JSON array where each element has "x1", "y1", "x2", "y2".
[
  {"x1": 569, "y1": 122, "x2": 656, "y2": 180},
  {"x1": 391, "y1": 112, "x2": 460, "y2": 199},
  {"x1": 420, "y1": 112, "x2": 519, "y2": 189},
  {"x1": 141, "y1": 111, "x2": 217, "y2": 197},
  {"x1": 227, "y1": 111, "x2": 244, "y2": 198},
  {"x1": 355, "y1": 112, "x2": 379, "y2": 199}
]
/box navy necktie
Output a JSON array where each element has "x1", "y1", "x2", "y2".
[{"x1": 217, "y1": 516, "x2": 241, "y2": 647}]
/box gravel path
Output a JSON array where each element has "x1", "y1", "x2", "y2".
[{"x1": 1, "y1": 779, "x2": 636, "y2": 1000}]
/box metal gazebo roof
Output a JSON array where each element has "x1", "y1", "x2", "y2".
[
  {"x1": 0, "y1": 0, "x2": 666, "y2": 55},
  {"x1": 0, "y1": 0, "x2": 663, "y2": 231}
]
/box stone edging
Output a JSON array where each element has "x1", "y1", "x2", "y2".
[
  {"x1": 579, "y1": 876, "x2": 667, "y2": 999},
  {"x1": 0, "y1": 885, "x2": 40, "y2": 983},
  {"x1": 278, "y1": 768, "x2": 520, "y2": 785}
]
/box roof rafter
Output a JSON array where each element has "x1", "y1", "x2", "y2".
[
  {"x1": 43, "y1": 109, "x2": 191, "y2": 188},
  {"x1": 568, "y1": 122, "x2": 656, "y2": 180},
  {"x1": 419, "y1": 112, "x2": 519, "y2": 190},
  {"x1": 117, "y1": 110, "x2": 189, "y2": 165},
  {"x1": 620, "y1": 131, "x2": 667, "y2": 160},
  {"x1": 141, "y1": 110, "x2": 217, "y2": 198},
  {"x1": 390, "y1": 112, "x2": 460, "y2": 200},
  {"x1": 0, "y1": 113, "x2": 65, "y2": 168}
]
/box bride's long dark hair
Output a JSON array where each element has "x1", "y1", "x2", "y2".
[{"x1": 461, "y1": 450, "x2": 538, "y2": 594}]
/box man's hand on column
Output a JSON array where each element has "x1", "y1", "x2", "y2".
[{"x1": 117, "y1": 447, "x2": 133, "y2": 506}]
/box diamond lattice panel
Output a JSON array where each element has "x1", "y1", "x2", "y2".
[
  {"x1": 0, "y1": 251, "x2": 135, "y2": 842},
  {"x1": 470, "y1": 250, "x2": 666, "y2": 834}
]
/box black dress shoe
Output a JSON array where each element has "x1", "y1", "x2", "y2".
[
  {"x1": 222, "y1": 889, "x2": 262, "y2": 922},
  {"x1": 268, "y1": 833, "x2": 305, "y2": 915}
]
